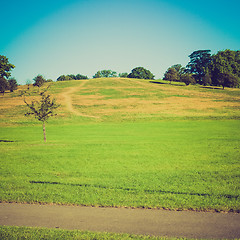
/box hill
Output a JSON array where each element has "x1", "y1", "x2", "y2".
[{"x1": 0, "y1": 78, "x2": 240, "y2": 125}]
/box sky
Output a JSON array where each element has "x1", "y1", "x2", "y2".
[{"x1": 1, "y1": 0, "x2": 240, "y2": 84}]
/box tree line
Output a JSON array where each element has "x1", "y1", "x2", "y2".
[
  {"x1": 163, "y1": 49, "x2": 240, "y2": 89},
  {"x1": 1, "y1": 49, "x2": 240, "y2": 94}
]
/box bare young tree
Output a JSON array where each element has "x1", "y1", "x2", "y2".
[{"x1": 24, "y1": 87, "x2": 59, "y2": 142}]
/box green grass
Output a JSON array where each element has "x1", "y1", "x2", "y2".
[
  {"x1": 0, "y1": 120, "x2": 239, "y2": 212},
  {"x1": 0, "y1": 226, "x2": 188, "y2": 240},
  {"x1": 0, "y1": 78, "x2": 240, "y2": 212}
]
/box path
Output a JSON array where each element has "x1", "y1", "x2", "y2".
[
  {"x1": 59, "y1": 81, "x2": 99, "y2": 118},
  {"x1": 0, "y1": 203, "x2": 240, "y2": 239}
]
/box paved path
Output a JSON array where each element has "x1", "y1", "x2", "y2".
[{"x1": 0, "y1": 203, "x2": 240, "y2": 239}]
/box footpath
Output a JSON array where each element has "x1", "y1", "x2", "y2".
[{"x1": 0, "y1": 203, "x2": 240, "y2": 239}]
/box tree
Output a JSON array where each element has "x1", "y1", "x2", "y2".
[
  {"x1": 56, "y1": 75, "x2": 72, "y2": 81},
  {"x1": 33, "y1": 75, "x2": 46, "y2": 87},
  {"x1": 180, "y1": 73, "x2": 196, "y2": 86},
  {"x1": 67, "y1": 74, "x2": 76, "y2": 80},
  {"x1": 210, "y1": 49, "x2": 240, "y2": 87},
  {"x1": 163, "y1": 67, "x2": 179, "y2": 84},
  {"x1": 0, "y1": 55, "x2": 15, "y2": 94},
  {"x1": 217, "y1": 73, "x2": 239, "y2": 89},
  {"x1": 0, "y1": 77, "x2": 9, "y2": 95},
  {"x1": 202, "y1": 70, "x2": 212, "y2": 86},
  {"x1": 186, "y1": 50, "x2": 212, "y2": 84},
  {"x1": 8, "y1": 78, "x2": 18, "y2": 92},
  {"x1": 0, "y1": 55, "x2": 15, "y2": 79},
  {"x1": 75, "y1": 74, "x2": 88, "y2": 80},
  {"x1": 119, "y1": 72, "x2": 128, "y2": 78},
  {"x1": 24, "y1": 87, "x2": 59, "y2": 142},
  {"x1": 128, "y1": 67, "x2": 154, "y2": 80},
  {"x1": 93, "y1": 70, "x2": 117, "y2": 78}
]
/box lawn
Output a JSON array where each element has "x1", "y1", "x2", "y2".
[
  {"x1": 0, "y1": 120, "x2": 239, "y2": 212},
  {"x1": 0, "y1": 78, "x2": 240, "y2": 213},
  {"x1": 0, "y1": 226, "x2": 186, "y2": 240}
]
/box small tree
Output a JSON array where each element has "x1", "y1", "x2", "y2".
[
  {"x1": 75, "y1": 74, "x2": 88, "y2": 80},
  {"x1": 93, "y1": 70, "x2": 117, "y2": 78},
  {"x1": 218, "y1": 73, "x2": 239, "y2": 89},
  {"x1": 56, "y1": 75, "x2": 72, "y2": 81},
  {"x1": 180, "y1": 73, "x2": 196, "y2": 86},
  {"x1": 24, "y1": 87, "x2": 59, "y2": 142},
  {"x1": 33, "y1": 75, "x2": 46, "y2": 87},
  {"x1": 119, "y1": 72, "x2": 128, "y2": 78},
  {"x1": 8, "y1": 78, "x2": 18, "y2": 92},
  {"x1": 163, "y1": 67, "x2": 179, "y2": 84}
]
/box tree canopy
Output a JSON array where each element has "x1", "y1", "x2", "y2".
[
  {"x1": 163, "y1": 67, "x2": 179, "y2": 84},
  {"x1": 33, "y1": 75, "x2": 46, "y2": 87},
  {"x1": 0, "y1": 55, "x2": 15, "y2": 79},
  {"x1": 210, "y1": 49, "x2": 240, "y2": 88},
  {"x1": 8, "y1": 78, "x2": 18, "y2": 92},
  {"x1": 93, "y1": 70, "x2": 117, "y2": 78},
  {"x1": 128, "y1": 67, "x2": 154, "y2": 80},
  {"x1": 186, "y1": 50, "x2": 211, "y2": 84}
]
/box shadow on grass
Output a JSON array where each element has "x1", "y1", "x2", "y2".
[
  {"x1": 200, "y1": 86, "x2": 223, "y2": 90},
  {"x1": 150, "y1": 81, "x2": 184, "y2": 87},
  {"x1": 30, "y1": 181, "x2": 239, "y2": 200},
  {"x1": 0, "y1": 140, "x2": 15, "y2": 142}
]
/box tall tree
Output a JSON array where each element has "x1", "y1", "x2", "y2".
[
  {"x1": 186, "y1": 50, "x2": 212, "y2": 84},
  {"x1": 24, "y1": 87, "x2": 59, "y2": 142},
  {"x1": 128, "y1": 67, "x2": 154, "y2": 80},
  {"x1": 210, "y1": 49, "x2": 240, "y2": 88}
]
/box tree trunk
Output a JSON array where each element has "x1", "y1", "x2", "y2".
[{"x1": 43, "y1": 122, "x2": 46, "y2": 142}]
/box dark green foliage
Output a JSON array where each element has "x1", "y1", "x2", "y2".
[
  {"x1": 210, "y1": 49, "x2": 240, "y2": 88},
  {"x1": 57, "y1": 75, "x2": 72, "y2": 81},
  {"x1": 163, "y1": 67, "x2": 179, "y2": 84},
  {"x1": 75, "y1": 74, "x2": 88, "y2": 80},
  {"x1": 67, "y1": 74, "x2": 77, "y2": 80},
  {"x1": 186, "y1": 50, "x2": 212, "y2": 84},
  {"x1": 128, "y1": 67, "x2": 154, "y2": 80},
  {"x1": 8, "y1": 78, "x2": 18, "y2": 92},
  {"x1": 180, "y1": 73, "x2": 196, "y2": 86},
  {"x1": 202, "y1": 71, "x2": 212, "y2": 86},
  {"x1": 57, "y1": 74, "x2": 88, "y2": 81},
  {"x1": 0, "y1": 55, "x2": 15, "y2": 79},
  {"x1": 0, "y1": 77, "x2": 9, "y2": 94},
  {"x1": 93, "y1": 70, "x2": 117, "y2": 78},
  {"x1": 33, "y1": 75, "x2": 46, "y2": 87},
  {"x1": 217, "y1": 72, "x2": 239, "y2": 89},
  {"x1": 119, "y1": 72, "x2": 128, "y2": 78}
]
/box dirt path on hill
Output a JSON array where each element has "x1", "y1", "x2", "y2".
[
  {"x1": 59, "y1": 81, "x2": 99, "y2": 118},
  {"x1": 0, "y1": 203, "x2": 240, "y2": 239}
]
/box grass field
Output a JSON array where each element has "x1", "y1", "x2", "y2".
[
  {"x1": 0, "y1": 78, "x2": 240, "y2": 213},
  {"x1": 0, "y1": 226, "x2": 184, "y2": 240}
]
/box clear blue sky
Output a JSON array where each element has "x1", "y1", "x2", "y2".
[{"x1": 1, "y1": 0, "x2": 240, "y2": 84}]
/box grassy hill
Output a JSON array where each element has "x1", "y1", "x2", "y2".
[
  {"x1": 1, "y1": 77, "x2": 240, "y2": 124},
  {"x1": 0, "y1": 78, "x2": 240, "y2": 212}
]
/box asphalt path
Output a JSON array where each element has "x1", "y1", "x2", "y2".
[{"x1": 0, "y1": 203, "x2": 240, "y2": 239}]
